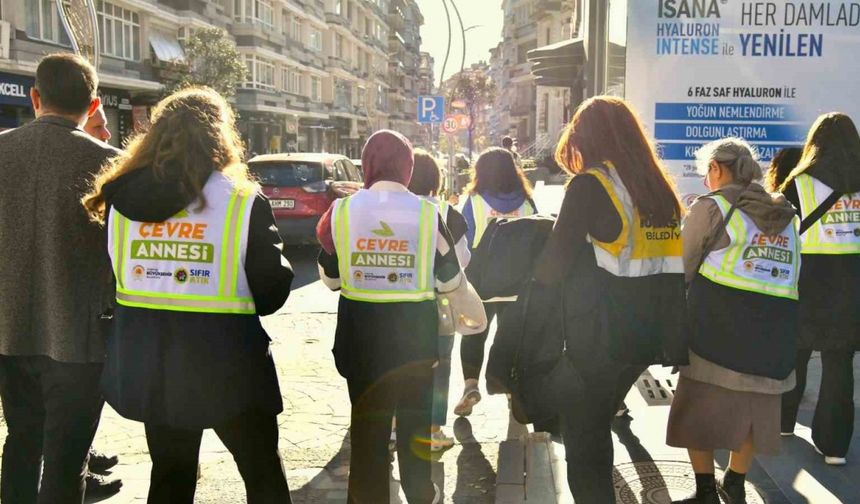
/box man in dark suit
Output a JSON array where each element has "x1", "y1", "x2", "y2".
[{"x1": 0, "y1": 53, "x2": 121, "y2": 504}]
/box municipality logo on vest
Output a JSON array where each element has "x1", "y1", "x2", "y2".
[{"x1": 352, "y1": 221, "x2": 415, "y2": 268}]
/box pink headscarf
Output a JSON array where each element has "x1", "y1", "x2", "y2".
[
  {"x1": 361, "y1": 129, "x2": 414, "y2": 188},
  {"x1": 316, "y1": 130, "x2": 415, "y2": 253}
]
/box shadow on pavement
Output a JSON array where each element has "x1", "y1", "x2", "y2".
[
  {"x1": 452, "y1": 417, "x2": 496, "y2": 503},
  {"x1": 284, "y1": 245, "x2": 324, "y2": 290},
  {"x1": 289, "y1": 432, "x2": 351, "y2": 504},
  {"x1": 611, "y1": 415, "x2": 670, "y2": 503}
]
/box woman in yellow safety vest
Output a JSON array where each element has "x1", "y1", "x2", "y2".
[
  {"x1": 82, "y1": 88, "x2": 295, "y2": 504},
  {"x1": 316, "y1": 130, "x2": 463, "y2": 504},
  {"x1": 667, "y1": 138, "x2": 800, "y2": 504},
  {"x1": 455, "y1": 148, "x2": 537, "y2": 417},
  {"x1": 535, "y1": 96, "x2": 687, "y2": 504},
  {"x1": 780, "y1": 113, "x2": 860, "y2": 466},
  {"x1": 408, "y1": 149, "x2": 471, "y2": 452}
]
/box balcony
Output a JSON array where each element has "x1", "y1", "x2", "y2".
[
  {"x1": 328, "y1": 55, "x2": 352, "y2": 73},
  {"x1": 534, "y1": 0, "x2": 563, "y2": 19},
  {"x1": 325, "y1": 12, "x2": 349, "y2": 28}
]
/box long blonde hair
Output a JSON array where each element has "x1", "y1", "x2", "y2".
[{"x1": 82, "y1": 87, "x2": 258, "y2": 223}]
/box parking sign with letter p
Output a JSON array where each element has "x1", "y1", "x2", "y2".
[{"x1": 418, "y1": 95, "x2": 444, "y2": 124}]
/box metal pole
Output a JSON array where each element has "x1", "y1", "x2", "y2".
[
  {"x1": 450, "y1": 0, "x2": 466, "y2": 74},
  {"x1": 438, "y1": 0, "x2": 453, "y2": 91}
]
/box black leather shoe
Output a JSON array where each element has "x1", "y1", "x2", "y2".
[
  {"x1": 85, "y1": 473, "x2": 122, "y2": 499},
  {"x1": 718, "y1": 476, "x2": 747, "y2": 504},
  {"x1": 672, "y1": 490, "x2": 720, "y2": 504},
  {"x1": 88, "y1": 449, "x2": 119, "y2": 474}
]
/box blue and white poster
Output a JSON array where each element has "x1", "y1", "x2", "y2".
[{"x1": 625, "y1": 0, "x2": 860, "y2": 204}]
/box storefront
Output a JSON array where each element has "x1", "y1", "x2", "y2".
[
  {"x1": 98, "y1": 87, "x2": 134, "y2": 148},
  {"x1": 0, "y1": 72, "x2": 34, "y2": 131}
]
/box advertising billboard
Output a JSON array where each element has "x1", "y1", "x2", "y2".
[{"x1": 625, "y1": 0, "x2": 860, "y2": 203}]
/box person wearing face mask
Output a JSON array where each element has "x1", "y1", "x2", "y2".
[{"x1": 667, "y1": 138, "x2": 800, "y2": 504}]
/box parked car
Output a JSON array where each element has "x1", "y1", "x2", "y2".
[
  {"x1": 248, "y1": 153, "x2": 363, "y2": 244},
  {"x1": 351, "y1": 159, "x2": 363, "y2": 177}
]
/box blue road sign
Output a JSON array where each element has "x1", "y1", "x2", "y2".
[{"x1": 418, "y1": 95, "x2": 444, "y2": 124}]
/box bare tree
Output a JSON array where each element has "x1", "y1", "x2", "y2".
[{"x1": 447, "y1": 71, "x2": 497, "y2": 161}]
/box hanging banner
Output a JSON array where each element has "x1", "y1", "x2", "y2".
[{"x1": 625, "y1": 0, "x2": 860, "y2": 204}]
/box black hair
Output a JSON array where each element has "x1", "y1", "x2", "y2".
[{"x1": 35, "y1": 53, "x2": 98, "y2": 116}]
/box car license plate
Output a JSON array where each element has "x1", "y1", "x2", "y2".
[{"x1": 271, "y1": 199, "x2": 295, "y2": 209}]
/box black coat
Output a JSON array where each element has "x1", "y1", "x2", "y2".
[
  {"x1": 784, "y1": 181, "x2": 860, "y2": 350},
  {"x1": 101, "y1": 168, "x2": 293, "y2": 428}
]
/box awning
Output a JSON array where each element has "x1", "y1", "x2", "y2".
[
  {"x1": 527, "y1": 38, "x2": 586, "y2": 88},
  {"x1": 149, "y1": 32, "x2": 185, "y2": 63}
]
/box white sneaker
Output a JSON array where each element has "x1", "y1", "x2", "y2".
[
  {"x1": 815, "y1": 446, "x2": 847, "y2": 465},
  {"x1": 453, "y1": 388, "x2": 481, "y2": 417},
  {"x1": 431, "y1": 430, "x2": 455, "y2": 452}
]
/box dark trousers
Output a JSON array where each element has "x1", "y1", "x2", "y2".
[
  {"x1": 144, "y1": 409, "x2": 291, "y2": 504},
  {"x1": 781, "y1": 349, "x2": 855, "y2": 457},
  {"x1": 0, "y1": 355, "x2": 104, "y2": 504},
  {"x1": 460, "y1": 303, "x2": 508, "y2": 381},
  {"x1": 560, "y1": 364, "x2": 645, "y2": 504},
  {"x1": 347, "y1": 361, "x2": 435, "y2": 504}
]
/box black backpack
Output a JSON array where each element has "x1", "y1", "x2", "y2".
[{"x1": 465, "y1": 215, "x2": 556, "y2": 301}]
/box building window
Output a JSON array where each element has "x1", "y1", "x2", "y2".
[
  {"x1": 291, "y1": 18, "x2": 301, "y2": 41},
  {"x1": 335, "y1": 0, "x2": 343, "y2": 16},
  {"x1": 235, "y1": 0, "x2": 274, "y2": 28},
  {"x1": 334, "y1": 79, "x2": 352, "y2": 109},
  {"x1": 26, "y1": 0, "x2": 72, "y2": 45},
  {"x1": 335, "y1": 34, "x2": 343, "y2": 59},
  {"x1": 357, "y1": 86, "x2": 366, "y2": 109},
  {"x1": 376, "y1": 84, "x2": 386, "y2": 110},
  {"x1": 309, "y1": 28, "x2": 322, "y2": 51},
  {"x1": 310, "y1": 76, "x2": 322, "y2": 102},
  {"x1": 243, "y1": 55, "x2": 276, "y2": 90},
  {"x1": 282, "y1": 69, "x2": 302, "y2": 95},
  {"x1": 97, "y1": 1, "x2": 140, "y2": 61}
]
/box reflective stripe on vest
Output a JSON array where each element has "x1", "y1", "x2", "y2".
[
  {"x1": 470, "y1": 194, "x2": 534, "y2": 248},
  {"x1": 699, "y1": 194, "x2": 800, "y2": 300},
  {"x1": 587, "y1": 165, "x2": 683, "y2": 277},
  {"x1": 108, "y1": 172, "x2": 256, "y2": 314},
  {"x1": 795, "y1": 174, "x2": 860, "y2": 255},
  {"x1": 332, "y1": 189, "x2": 438, "y2": 303}
]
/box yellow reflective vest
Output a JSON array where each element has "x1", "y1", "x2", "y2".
[
  {"x1": 795, "y1": 174, "x2": 860, "y2": 255},
  {"x1": 587, "y1": 165, "x2": 683, "y2": 277},
  {"x1": 698, "y1": 194, "x2": 800, "y2": 300},
  {"x1": 108, "y1": 172, "x2": 256, "y2": 314},
  {"x1": 332, "y1": 189, "x2": 438, "y2": 303}
]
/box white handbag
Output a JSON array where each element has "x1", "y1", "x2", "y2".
[{"x1": 437, "y1": 274, "x2": 488, "y2": 336}]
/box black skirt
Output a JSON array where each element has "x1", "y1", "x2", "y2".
[
  {"x1": 102, "y1": 307, "x2": 284, "y2": 429},
  {"x1": 688, "y1": 275, "x2": 798, "y2": 380}
]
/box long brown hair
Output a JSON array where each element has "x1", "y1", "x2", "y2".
[
  {"x1": 82, "y1": 87, "x2": 257, "y2": 223},
  {"x1": 780, "y1": 112, "x2": 860, "y2": 194},
  {"x1": 465, "y1": 147, "x2": 533, "y2": 198},
  {"x1": 555, "y1": 96, "x2": 681, "y2": 227},
  {"x1": 766, "y1": 147, "x2": 802, "y2": 192}
]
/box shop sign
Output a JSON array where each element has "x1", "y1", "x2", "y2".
[
  {"x1": 99, "y1": 88, "x2": 133, "y2": 111},
  {"x1": 625, "y1": 0, "x2": 860, "y2": 203},
  {"x1": 0, "y1": 73, "x2": 33, "y2": 107}
]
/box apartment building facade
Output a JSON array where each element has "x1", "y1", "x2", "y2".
[
  {"x1": 0, "y1": 0, "x2": 424, "y2": 156},
  {"x1": 488, "y1": 0, "x2": 576, "y2": 155}
]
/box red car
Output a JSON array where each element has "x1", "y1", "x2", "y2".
[{"x1": 248, "y1": 153, "x2": 363, "y2": 244}]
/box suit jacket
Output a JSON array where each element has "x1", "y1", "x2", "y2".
[{"x1": 0, "y1": 115, "x2": 121, "y2": 363}]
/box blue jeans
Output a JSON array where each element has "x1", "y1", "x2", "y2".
[{"x1": 432, "y1": 335, "x2": 456, "y2": 426}]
